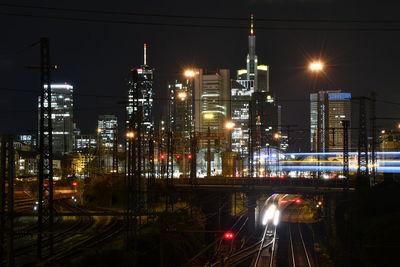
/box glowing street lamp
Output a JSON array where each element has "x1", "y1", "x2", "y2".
[
  {"x1": 225, "y1": 121, "x2": 235, "y2": 130},
  {"x1": 225, "y1": 121, "x2": 235, "y2": 152},
  {"x1": 184, "y1": 69, "x2": 196, "y2": 78},
  {"x1": 309, "y1": 61, "x2": 324, "y2": 72},
  {"x1": 126, "y1": 131, "x2": 135, "y2": 139},
  {"x1": 177, "y1": 91, "x2": 187, "y2": 101}
]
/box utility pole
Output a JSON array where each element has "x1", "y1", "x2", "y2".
[
  {"x1": 341, "y1": 120, "x2": 350, "y2": 179},
  {"x1": 37, "y1": 37, "x2": 54, "y2": 260},
  {"x1": 357, "y1": 97, "x2": 369, "y2": 185},
  {"x1": 370, "y1": 92, "x2": 377, "y2": 185},
  {"x1": 207, "y1": 126, "x2": 211, "y2": 178},
  {"x1": 0, "y1": 135, "x2": 15, "y2": 267}
]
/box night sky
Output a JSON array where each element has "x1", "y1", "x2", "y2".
[{"x1": 2, "y1": 0, "x2": 400, "y2": 149}]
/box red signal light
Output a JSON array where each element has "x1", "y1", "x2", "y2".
[
  {"x1": 160, "y1": 154, "x2": 166, "y2": 160},
  {"x1": 187, "y1": 154, "x2": 193, "y2": 160},
  {"x1": 224, "y1": 232, "x2": 234, "y2": 240},
  {"x1": 72, "y1": 182, "x2": 78, "y2": 187},
  {"x1": 295, "y1": 199, "x2": 301, "y2": 204},
  {"x1": 44, "y1": 183, "x2": 48, "y2": 187},
  {"x1": 176, "y1": 155, "x2": 181, "y2": 159}
]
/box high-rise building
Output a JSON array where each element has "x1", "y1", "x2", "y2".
[
  {"x1": 310, "y1": 90, "x2": 351, "y2": 152},
  {"x1": 38, "y1": 83, "x2": 74, "y2": 154},
  {"x1": 167, "y1": 80, "x2": 193, "y2": 176},
  {"x1": 250, "y1": 92, "x2": 280, "y2": 149},
  {"x1": 236, "y1": 15, "x2": 270, "y2": 93},
  {"x1": 193, "y1": 69, "x2": 231, "y2": 147},
  {"x1": 127, "y1": 43, "x2": 154, "y2": 135},
  {"x1": 97, "y1": 115, "x2": 118, "y2": 150},
  {"x1": 231, "y1": 15, "x2": 280, "y2": 159},
  {"x1": 74, "y1": 135, "x2": 97, "y2": 153},
  {"x1": 231, "y1": 80, "x2": 251, "y2": 155},
  {"x1": 168, "y1": 80, "x2": 193, "y2": 135}
]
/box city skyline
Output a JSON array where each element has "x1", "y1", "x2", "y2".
[{"x1": 2, "y1": 1, "x2": 400, "y2": 146}]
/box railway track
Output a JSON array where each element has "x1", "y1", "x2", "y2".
[{"x1": 276, "y1": 204, "x2": 316, "y2": 267}]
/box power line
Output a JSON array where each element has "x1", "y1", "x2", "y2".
[
  {"x1": 2, "y1": 11, "x2": 400, "y2": 32},
  {"x1": 1, "y1": 3, "x2": 400, "y2": 24}
]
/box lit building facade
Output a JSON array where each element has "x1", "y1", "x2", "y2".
[
  {"x1": 168, "y1": 80, "x2": 193, "y2": 176},
  {"x1": 231, "y1": 15, "x2": 281, "y2": 160},
  {"x1": 97, "y1": 115, "x2": 118, "y2": 150},
  {"x1": 74, "y1": 135, "x2": 97, "y2": 152},
  {"x1": 127, "y1": 43, "x2": 154, "y2": 136},
  {"x1": 310, "y1": 90, "x2": 351, "y2": 152},
  {"x1": 194, "y1": 69, "x2": 231, "y2": 147},
  {"x1": 250, "y1": 92, "x2": 280, "y2": 150},
  {"x1": 38, "y1": 83, "x2": 74, "y2": 154}
]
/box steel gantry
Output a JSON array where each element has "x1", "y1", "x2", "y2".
[
  {"x1": 357, "y1": 97, "x2": 369, "y2": 181},
  {"x1": 341, "y1": 120, "x2": 350, "y2": 179},
  {"x1": 37, "y1": 37, "x2": 55, "y2": 260},
  {"x1": 0, "y1": 135, "x2": 15, "y2": 267}
]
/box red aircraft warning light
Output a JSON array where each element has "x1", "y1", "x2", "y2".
[{"x1": 224, "y1": 232, "x2": 234, "y2": 240}]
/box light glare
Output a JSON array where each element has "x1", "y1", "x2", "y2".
[{"x1": 309, "y1": 61, "x2": 324, "y2": 71}]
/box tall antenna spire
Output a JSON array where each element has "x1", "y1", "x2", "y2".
[
  {"x1": 143, "y1": 43, "x2": 147, "y2": 65},
  {"x1": 250, "y1": 14, "x2": 254, "y2": 36}
]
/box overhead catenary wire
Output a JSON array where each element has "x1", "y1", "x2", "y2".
[
  {"x1": 2, "y1": 11, "x2": 400, "y2": 32},
  {"x1": 2, "y1": 2, "x2": 400, "y2": 25}
]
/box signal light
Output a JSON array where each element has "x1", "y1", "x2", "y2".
[
  {"x1": 317, "y1": 201, "x2": 322, "y2": 206},
  {"x1": 160, "y1": 154, "x2": 166, "y2": 160},
  {"x1": 176, "y1": 155, "x2": 181, "y2": 159},
  {"x1": 224, "y1": 232, "x2": 234, "y2": 240},
  {"x1": 187, "y1": 154, "x2": 193, "y2": 160},
  {"x1": 72, "y1": 182, "x2": 78, "y2": 187},
  {"x1": 295, "y1": 199, "x2": 301, "y2": 204}
]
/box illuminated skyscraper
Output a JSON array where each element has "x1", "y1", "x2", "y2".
[
  {"x1": 38, "y1": 83, "x2": 74, "y2": 154},
  {"x1": 168, "y1": 80, "x2": 193, "y2": 176},
  {"x1": 232, "y1": 15, "x2": 280, "y2": 158},
  {"x1": 97, "y1": 115, "x2": 118, "y2": 150},
  {"x1": 127, "y1": 43, "x2": 154, "y2": 135},
  {"x1": 310, "y1": 90, "x2": 351, "y2": 152},
  {"x1": 193, "y1": 69, "x2": 231, "y2": 147}
]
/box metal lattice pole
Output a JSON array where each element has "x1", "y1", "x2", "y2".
[
  {"x1": 1, "y1": 136, "x2": 15, "y2": 267},
  {"x1": 341, "y1": 120, "x2": 350, "y2": 179},
  {"x1": 370, "y1": 92, "x2": 377, "y2": 185},
  {"x1": 357, "y1": 97, "x2": 369, "y2": 181},
  {"x1": 38, "y1": 37, "x2": 54, "y2": 260}
]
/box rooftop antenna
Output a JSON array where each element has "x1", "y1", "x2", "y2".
[
  {"x1": 250, "y1": 14, "x2": 254, "y2": 36},
  {"x1": 143, "y1": 43, "x2": 147, "y2": 65}
]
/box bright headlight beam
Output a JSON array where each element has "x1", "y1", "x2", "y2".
[{"x1": 262, "y1": 204, "x2": 277, "y2": 225}]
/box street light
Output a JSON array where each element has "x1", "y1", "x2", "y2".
[
  {"x1": 184, "y1": 69, "x2": 196, "y2": 78},
  {"x1": 177, "y1": 91, "x2": 187, "y2": 101},
  {"x1": 224, "y1": 121, "x2": 235, "y2": 130},
  {"x1": 184, "y1": 69, "x2": 197, "y2": 183},
  {"x1": 126, "y1": 131, "x2": 135, "y2": 139},
  {"x1": 273, "y1": 133, "x2": 281, "y2": 139},
  {"x1": 225, "y1": 121, "x2": 235, "y2": 152},
  {"x1": 309, "y1": 61, "x2": 324, "y2": 72}
]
